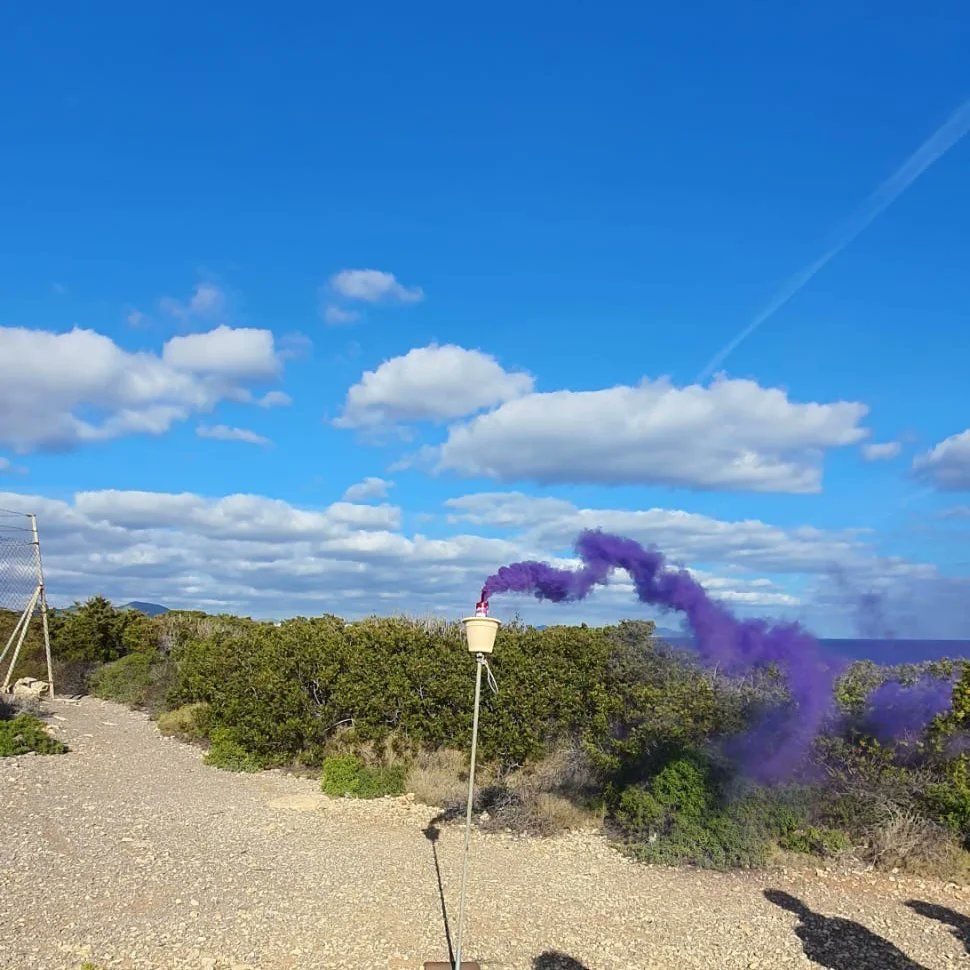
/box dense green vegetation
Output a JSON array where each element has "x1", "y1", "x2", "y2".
[
  {"x1": 320, "y1": 753, "x2": 407, "y2": 798},
  {"x1": 0, "y1": 700, "x2": 68, "y2": 757},
  {"x1": 6, "y1": 596, "x2": 969, "y2": 874}
]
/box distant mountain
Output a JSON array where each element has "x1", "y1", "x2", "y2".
[{"x1": 118, "y1": 601, "x2": 170, "y2": 617}]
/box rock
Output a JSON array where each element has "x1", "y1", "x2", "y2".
[{"x1": 11, "y1": 677, "x2": 48, "y2": 699}]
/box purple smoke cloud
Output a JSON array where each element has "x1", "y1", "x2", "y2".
[
  {"x1": 483, "y1": 530, "x2": 835, "y2": 780},
  {"x1": 483, "y1": 530, "x2": 955, "y2": 779},
  {"x1": 864, "y1": 678, "x2": 953, "y2": 744}
]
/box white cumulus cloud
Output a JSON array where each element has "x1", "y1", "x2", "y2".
[
  {"x1": 159, "y1": 282, "x2": 227, "y2": 321},
  {"x1": 323, "y1": 305, "x2": 361, "y2": 325},
  {"x1": 0, "y1": 324, "x2": 285, "y2": 452},
  {"x1": 435, "y1": 377, "x2": 868, "y2": 493},
  {"x1": 162, "y1": 325, "x2": 279, "y2": 380},
  {"x1": 257, "y1": 390, "x2": 292, "y2": 408},
  {"x1": 861, "y1": 441, "x2": 901, "y2": 461},
  {"x1": 335, "y1": 344, "x2": 534, "y2": 429},
  {"x1": 330, "y1": 269, "x2": 423, "y2": 305},
  {"x1": 913, "y1": 429, "x2": 970, "y2": 491},
  {"x1": 342, "y1": 477, "x2": 394, "y2": 502}
]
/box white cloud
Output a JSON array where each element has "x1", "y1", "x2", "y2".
[
  {"x1": 196, "y1": 424, "x2": 271, "y2": 447},
  {"x1": 0, "y1": 458, "x2": 10, "y2": 474},
  {"x1": 436, "y1": 376, "x2": 868, "y2": 493},
  {"x1": 162, "y1": 325, "x2": 279, "y2": 380},
  {"x1": 343, "y1": 477, "x2": 394, "y2": 502},
  {"x1": 257, "y1": 390, "x2": 292, "y2": 408},
  {"x1": 913, "y1": 429, "x2": 970, "y2": 491},
  {"x1": 444, "y1": 491, "x2": 863, "y2": 574},
  {"x1": 0, "y1": 325, "x2": 286, "y2": 452},
  {"x1": 159, "y1": 282, "x2": 227, "y2": 321},
  {"x1": 0, "y1": 488, "x2": 495, "y2": 616},
  {"x1": 330, "y1": 269, "x2": 423, "y2": 305},
  {"x1": 862, "y1": 441, "x2": 901, "y2": 461},
  {"x1": 323, "y1": 305, "x2": 361, "y2": 326},
  {"x1": 1, "y1": 486, "x2": 964, "y2": 636},
  {"x1": 335, "y1": 344, "x2": 534, "y2": 429}
]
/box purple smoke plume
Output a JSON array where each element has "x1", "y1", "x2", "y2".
[
  {"x1": 483, "y1": 530, "x2": 955, "y2": 779},
  {"x1": 864, "y1": 678, "x2": 953, "y2": 744},
  {"x1": 483, "y1": 530, "x2": 837, "y2": 781}
]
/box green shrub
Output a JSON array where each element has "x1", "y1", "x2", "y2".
[
  {"x1": 779, "y1": 825, "x2": 851, "y2": 856},
  {"x1": 203, "y1": 727, "x2": 263, "y2": 772},
  {"x1": 0, "y1": 714, "x2": 68, "y2": 756},
  {"x1": 156, "y1": 702, "x2": 209, "y2": 740},
  {"x1": 321, "y1": 753, "x2": 406, "y2": 798},
  {"x1": 923, "y1": 755, "x2": 970, "y2": 842},
  {"x1": 89, "y1": 652, "x2": 156, "y2": 706},
  {"x1": 613, "y1": 754, "x2": 809, "y2": 869},
  {"x1": 614, "y1": 753, "x2": 714, "y2": 837}
]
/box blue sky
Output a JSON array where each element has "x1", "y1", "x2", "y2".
[{"x1": 1, "y1": 3, "x2": 968, "y2": 636}]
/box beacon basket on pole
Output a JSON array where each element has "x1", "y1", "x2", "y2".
[{"x1": 448, "y1": 610, "x2": 500, "y2": 970}]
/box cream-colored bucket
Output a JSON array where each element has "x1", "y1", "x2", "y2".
[{"x1": 461, "y1": 616, "x2": 500, "y2": 654}]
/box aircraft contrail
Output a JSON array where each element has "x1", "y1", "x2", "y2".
[{"x1": 696, "y1": 98, "x2": 970, "y2": 383}]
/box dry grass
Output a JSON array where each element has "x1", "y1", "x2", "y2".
[
  {"x1": 483, "y1": 741, "x2": 604, "y2": 836},
  {"x1": 404, "y1": 741, "x2": 603, "y2": 835},
  {"x1": 529, "y1": 793, "x2": 603, "y2": 834},
  {"x1": 406, "y1": 748, "x2": 470, "y2": 809},
  {"x1": 864, "y1": 807, "x2": 964, "y2": 877}
]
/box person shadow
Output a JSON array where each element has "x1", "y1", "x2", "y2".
[
  {"x1": 532, "y1": 952, "x2": 590, "y2": 969},
  {"x1": 423, "y1": 808, "x2": 463, "y2": 965},
  {"x1": 906, "y1": 900, "x2": 970, "y2": 954},
  {"x1": 764, "y1": 889, "x2": 929, "y2": 970}
]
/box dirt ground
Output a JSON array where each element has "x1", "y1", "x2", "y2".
[{"x1": 1, "y1": 696, "x2": 968, "y2": 970}]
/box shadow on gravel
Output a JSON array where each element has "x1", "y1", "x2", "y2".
[
  {"x1": 424, "y1": 808, "x2": 463, "y2": 965},
  {"x1": 765, "y1": 890, "x2": 929, "y2": 970},
  {"x1": 906, "y1": 900, "x2": 970, "y2": 954},
  {"x1": 532, "y1": 951, "x2": 590, "y2": 969}
]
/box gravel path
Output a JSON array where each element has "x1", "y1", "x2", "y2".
[{"x1": 1, "y1": 697, "x2": 968, "y2": 970}]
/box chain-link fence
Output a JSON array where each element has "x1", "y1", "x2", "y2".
[
  {"x1": 0, "y1": 508, "x2": 52, "y2": 693},
  {"x1": 0, "y1": 510, "x2": 38, "y2": 611}
]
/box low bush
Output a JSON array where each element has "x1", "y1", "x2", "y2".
[
  {"x1": 88, "y1": 651, "x2": 174, "y2": 713},
  {"x1": 779, "y1": 826, "x2": 851, "y2": 857},
  {"x1": 204, "y1": 727, "x2": 263, "y2": 772},
  {"x1": 320, "y1": 753, "x2": 406, "y2": 798},
  {"x1": 612, "y1": 753, "x2": 810, "y2": 869},
  {"x1": 89, "y1": 653, "x2": 156, "y2": 706},
  {"x1": 156, "y1": 702, "x2": 209, "y2": 740},
  {"x1": 0, "y1": 713, "x2": 68, "y2": 756}
]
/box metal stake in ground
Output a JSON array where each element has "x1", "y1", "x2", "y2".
[{"x1": 424, "y1": 610, "x2": 500, "y2": 970}]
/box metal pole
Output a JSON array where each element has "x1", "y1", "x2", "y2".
[
  {"x1": 29, "y1": 515, "x2": 54, "y2": 697},
  {"x1": 454, "y1": 652, "x2": 485, "y2": 970}
]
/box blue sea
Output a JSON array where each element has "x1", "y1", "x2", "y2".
[
  {"x1": 660, "y1": 635, "x2": 970, "y2": 666},
  {"x1": 818, "y1": 639, "x2": 970, "y2": 665}
]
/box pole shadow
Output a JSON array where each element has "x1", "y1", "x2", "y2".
[
  {"x1": 906, "y1": 900, "x2": 970, "y2": 954},
  {"x1": 424, "y1": 808, "x2": 463, "y2": 966},
  {"x1": 764, "y1": 889, "x2": 929, "y2": 970},
  {"x1": 532, "y1": 952, "x2": 590, "y2": 969}
]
